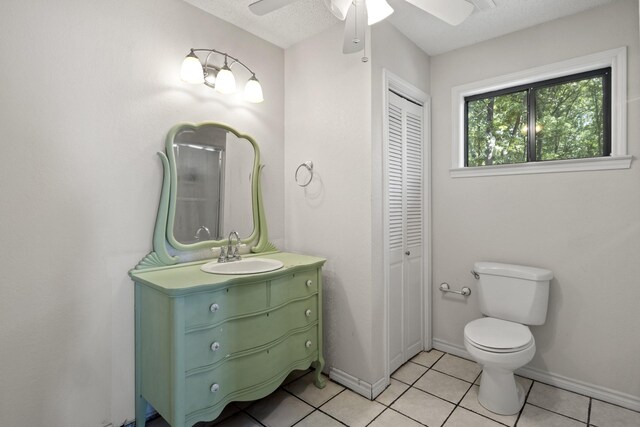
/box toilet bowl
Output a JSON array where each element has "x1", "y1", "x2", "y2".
[
  {"x1": 466, "y1": 262, "x2": 552, "y2": 415},
  {"x1": 464, "y1": 317, "x2": 536, "y2": 415}
]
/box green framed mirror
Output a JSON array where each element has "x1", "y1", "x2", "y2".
[{"x1": 136, "y1": 122, "x2": 274, "y2": 270}]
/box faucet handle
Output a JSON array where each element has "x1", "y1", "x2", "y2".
[{"x1": 218, "y1": 246, "x2": 227, "y2": 263}]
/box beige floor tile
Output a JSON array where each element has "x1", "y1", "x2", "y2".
[
  {"x1": 391, "y1": 387, "x2": 455, "y2": 426},
  {"x1": 514, "y1": 375, "x2": 534, "y2": 392},
  {"x1": 589, "y1": 399, "x2": 640, "y2": 427},
  {"x1": 414, "y1": 369, "x2": 472, "y2": 404},
  {"x1": 246, "y1": 389, "x2": 314, "y2": 427},
  {"x1": 283, "y1": 369, "x2": 312, "y2": 385},
  {"x1": 294, "y1": 410, "x2": 344, "y2": 427},
  {"x1": 391, "y1": 361, "x2": 428, "y2": 384},
  {"x1": 444, "y1": 407, "x2": 505, "y2": 427},
  {"x1": 235, "y1": 400, "x2": 256, "y2": 410},
  {"x1": 375, "y1": 378, "x2": 410, "y2": 406},
  {"x1": 320, "y1": 389, "x2": 385, "y2": 427},
  {"x1": 459, "y1": 385, "x2": 519, "y2": 426},
  {"x1": 411, "y1": 349, "x2": 445, "y2": 367},
  {"x1": 369, "y1": 408, "x2": 423, "y2": 427},
  {"x1": 148, "y1": 416, "x2": 170, "y2": 427},
  {"x1": 284, "y1": 372, "x2": 345, "y2": 407},
  {"x1": 214, "y1": 412, "x2": 263, "y2": 427},
  {"x1": 527, "y1": 382, "x2": 589, "y2": 422},
  {"x1": 433, "y1": 354, "x2": 482, "y2": 383},
  {"x1": 517, "y1": 404, "x2": 586, "y2": 427}
]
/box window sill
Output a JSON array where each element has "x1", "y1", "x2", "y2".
[{"x1": 450, "y1": 155, "x2": 633, "y2": 178}]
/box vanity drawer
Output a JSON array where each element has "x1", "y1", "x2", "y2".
[
  {"x1": 185, "y1": 282, "x2": 268, "y2": 328},
  {"x1": 185, "y1": 326, "x2": 319, "y2": 414},
  {"x1": 185, "y1": 296, "x2": 318, "y2": 371},
  {"x1": 270, "y1": 269, "x2": 318, "y2": 307}
]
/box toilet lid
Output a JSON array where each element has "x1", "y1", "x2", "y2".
[{"x1": 465, "y1": 318, "x2": 533, "y2": 352}]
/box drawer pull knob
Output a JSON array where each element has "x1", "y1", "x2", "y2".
[
  {"x1": 210, "y1": 383, "x2": 220, "y2": 393},
  {"x1": 210, "y1": 303, "x2": 220, "y2": 313},
  {"x1": 305, "y1": 340, "x2": 312, "y2": 348},
  {"x1": 210, "y1": 342, "x2": 221, "y2": 352},
  {"x1": 305, "y1": 309, "x2": 312, "y2": 317},
  {"x1": 306, "y1": 280, "x2": 313, "y2": 287}
]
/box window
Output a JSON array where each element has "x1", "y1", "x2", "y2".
[
  {"x1": 465, "y1": 68, "x2": 611, "y2": 167},
  {"x1": 450, "y1": 47, "x2": 630, "y2": 177}
]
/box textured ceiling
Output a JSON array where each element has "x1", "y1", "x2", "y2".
[
  {"x1": 387, "y1": 0, "x2": 618, "y2": 55},
  {"x1": 182, "y1": 0, "x2": 338, "y2": 48},
  {"x1": 183, "y1": 0, "x2": 619, "y2": 55}
]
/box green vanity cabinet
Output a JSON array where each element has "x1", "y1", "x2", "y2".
[{"x1": 130, "y1": 252, "x2": 326, "y2": 427}]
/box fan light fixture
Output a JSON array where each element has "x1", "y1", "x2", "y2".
[
  {"x1": 365, "y1": 0, "x2": 394, "y2": 25},
  {"x1": 180, "y1": 49, "x2": 264, "y2": 103}
]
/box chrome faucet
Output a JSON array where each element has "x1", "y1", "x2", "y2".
[
  {"x1": 194, "y1": 225, "x2": 211, "y2": 241},
  {"x1": 215, "y1": 231, "x2": 241, "y2": 263},
  {"x1": 227, "y1": 231, "x2": 241, "y2": 261}
]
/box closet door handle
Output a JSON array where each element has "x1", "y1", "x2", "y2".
[{"x1": 405, "y1": 251, "x2": 411, "y2": 256}]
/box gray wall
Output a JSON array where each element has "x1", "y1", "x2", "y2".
[
  {"x1": 430, "y1": 0, "x2": 640, "y2": 399},
  {"x1": 283, "y1": 21, "x2": 432, "y2": 391},
  {"x1": 0, "y1": 0, "x2": 284, "y2": 425},
  {"x1": 284, "y1": 23, "x2": 375, "y2": 384}
]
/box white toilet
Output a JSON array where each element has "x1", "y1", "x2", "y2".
[{"x1": 464, "y1": 262, "x2": 553, "y2": 415}]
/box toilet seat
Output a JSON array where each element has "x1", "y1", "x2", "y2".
[{"x1": 465, "y1": 318, "x2": 533, "y2": 353}]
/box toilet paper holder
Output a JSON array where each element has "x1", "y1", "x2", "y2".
[{"x1": 439, "y1": 283, "x2": 471, "y2": 296}]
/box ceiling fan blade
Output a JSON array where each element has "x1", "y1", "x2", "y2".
[
  {"x1": 404, "y1": 0, "x2": 474, "y2": 26},
  {"x1": 249, "y1": 0, "x2": 300, "y2": 16},
  {"x1": 324, "y1": 0, "x2": 352, "y2": 21},
  {"x1": 343, "y1": 2, "x2": 366, "y2": 54}
]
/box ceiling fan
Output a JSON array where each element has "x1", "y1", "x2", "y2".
[{"x1": 249, "y1": 0, "x2": 475, "y2": 54}]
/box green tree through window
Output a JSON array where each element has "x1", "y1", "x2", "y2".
[{"x1": 465, "y1": 68, "x2": 610, "y2": 167}]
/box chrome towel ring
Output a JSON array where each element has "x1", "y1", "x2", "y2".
[{"x1": 295, "y1": 161, "x2": 314, "y2": 187}]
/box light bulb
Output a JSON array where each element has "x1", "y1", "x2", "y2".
[
  {"x1": 244, "y1": 76, "x2": 264, "y2": 103},
  {"x1": 366, "y1": 0, "x2": 393, "y2": 25},
  {"x1": 215, "y1": 65, "x2": 236, "y2": 94},
  {"x1": 180, "y1": 51, "x2": 204, "y2": 84},
  {"x1": 324, "y1": 0, "x2": 352, "y2": 20}
]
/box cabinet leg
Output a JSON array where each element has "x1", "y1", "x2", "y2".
[
  {"x1": 136, "y1": 394, "x2": 147, "y2": 427},
  {"x1": 311, "y1": 358, "x2": 326, "y2": 389}
]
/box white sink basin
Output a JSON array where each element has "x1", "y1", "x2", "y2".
[{"x1": 200, "y1": 258, "x2": 284, "y2": 275}]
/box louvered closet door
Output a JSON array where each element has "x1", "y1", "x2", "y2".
[{"x1": 387, "y1": 91, "x2": 424, "y2": 375}]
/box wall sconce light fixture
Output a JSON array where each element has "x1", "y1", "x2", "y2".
[{"x1": 180, "y1": 48, "x2": 264, "y2": 103}]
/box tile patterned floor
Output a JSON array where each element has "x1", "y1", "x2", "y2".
[{"x1": 148, "y1": 350, "x2": 640, "y2": 427}]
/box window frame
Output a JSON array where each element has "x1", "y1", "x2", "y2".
[
  {"x1": 450, "y1": 47, "x2": 630, "y2": 177},
  {"x1": 463, "y1": 68, "x2": 611, "y2": 167}
]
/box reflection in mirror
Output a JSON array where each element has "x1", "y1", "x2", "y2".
[{"x1": 172, "y1": 125, "x2": 255, "y2": 245}]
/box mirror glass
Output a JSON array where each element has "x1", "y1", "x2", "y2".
[{"x1": 172, "y1": 125, "x2": 255, "y2": 245}]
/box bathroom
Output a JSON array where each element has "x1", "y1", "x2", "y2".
[{"x1": 0, "y1": 0, "x2": 638, "y2": 426}]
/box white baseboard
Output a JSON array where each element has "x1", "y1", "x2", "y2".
[
  {"x1": 433, "y1": 338, "x2": 640, "y2": 412},
  {"x1": 432, "y1": 338, "x2": 471, "y2": 361},
  {"x1": 372, "y1": 376, "x2": 389, "y2": 399},
  {"x1": 329, "y1": 367, "x2": 389, "y2": 400}
]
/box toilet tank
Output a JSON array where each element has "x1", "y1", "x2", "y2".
[{"x1": 473, "y1": 262, "x2": 553, "y2": 325}]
